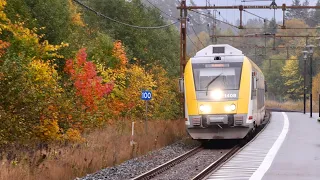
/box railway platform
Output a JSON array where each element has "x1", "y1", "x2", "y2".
[{"x1": 206, "y1": 112, "x2": 320, "y2": 180}]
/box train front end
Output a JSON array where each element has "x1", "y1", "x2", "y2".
[{"x1": 182, "y1": 45, "x2": 253, "y2": 140}]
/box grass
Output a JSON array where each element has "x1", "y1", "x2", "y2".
[
  {"x1": 0, "y1": 119, "x2": 187, "y2": 180},
  {"x1": 266, "y1": 100, "x2": 319, "y2": 112},
  {"x1": 4, "y1": 100, "x2": 313, "y2": 180}
]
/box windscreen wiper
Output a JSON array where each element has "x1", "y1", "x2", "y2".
[{"x1": 205, "y1": 73, "x2": 222, "y2": 96}]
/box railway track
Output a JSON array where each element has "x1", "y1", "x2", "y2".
[
  {"x1": 131, "y1": 146, "x2": 203, "y2": 180},
  {"x1": 132, "y1": 113, "x2": 271, "y2": 180},
  {"x1": 192, "y1": 112, "x2": 271, "y2": 180},
  {"x1": 191, "y1": 145, "x2": 241, "y2": 180}
]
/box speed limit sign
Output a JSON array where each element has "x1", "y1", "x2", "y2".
[{"x1": 141, "y1": 90, "x2": 152, "y2": 101}]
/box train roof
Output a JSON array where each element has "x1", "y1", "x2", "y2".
[
  {"x1": 191, "y1": 44, "x2": 244, "y2": 63},
  {"x1": 194, "y1": 44, "x2": 243, "y2": 57}
]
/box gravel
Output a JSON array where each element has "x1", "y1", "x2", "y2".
[
  {"x1": 151, "y1": 149, "x2": 230, "y2": 180},
  {"x1": 76, "y1": 139, "x2": 200, "y2": 180}
]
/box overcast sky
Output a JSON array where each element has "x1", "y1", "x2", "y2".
[{"x1": 188, "y1": 0, "x2": 318, "y2": 24}]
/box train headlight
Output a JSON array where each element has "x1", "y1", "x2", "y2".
[
  {"x1": 224, "y1": 104, "x2": 236, "y2": 112},
  {"x1": 230, "y1": 104, "x2": 236, "y2": 111},
  {"x1": 210, "y1": 89, "x2": 223, "y2": 100},
  {"x1": 199, "y1": 104, "x2": 211, "y2": 113},
  {"x1": 224, "y1": 105, "x2": 231, "y2": 112}
]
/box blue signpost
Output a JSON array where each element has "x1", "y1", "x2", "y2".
[
  {"x1": 141, "y1": 90, "x2": 152, "y2": 100},
  {"x1": 141, "y1": 90, "x2": 152, "y2": 134}
]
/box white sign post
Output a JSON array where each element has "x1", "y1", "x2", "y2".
[{"x1": 141, "y1": 90, "x2": 152, "y2": 134}]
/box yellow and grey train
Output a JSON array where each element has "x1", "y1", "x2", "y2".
[{"x1": 180, "y1": 44, "x2": 266, "y2": 140}]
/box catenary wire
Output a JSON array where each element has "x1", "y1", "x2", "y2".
[
  {"x1": 191, "y1": 25, "x2": 205, "y2": 48},
  {"x1": 72, "y1": 0, "x2": 179, "y2": 29},
  {"x1": 145, "y1": 0, "x2": 179, "y2": 20},
  {"x1": 189, "y1": 9, "x2": 239, "y2": 29},
  {"x1": 187, "y1": 34, "x2": 200, "y2": 50}
]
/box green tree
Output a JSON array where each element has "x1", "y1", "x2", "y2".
[
  {"x1": 286, "y1": 0, "x2": 311, "y2": 24},
  {"x1": 286, "y1": 0, "x2": 302, "y2": 19},
  {"x1": 281, "y1": 56, "x2": 304, "y2": 100},
  {"x1": 311, "y1": 0, "x2": 320, "y2": 27},
  {"x1": 268, "y1": 18, "x2": 278, "y2": 35},
  {"x1": 4, "y1": 0, "x2": 91, "y2": 72},
  {"x1": 262, "y1": 54, "x2": 286, "y2": 100},
  {"x1": 5, "y1": 0, "x2": 76, "y2": 45},
  {"x1": 82, "y1": 0, "x2": 180, "y2": 76}
]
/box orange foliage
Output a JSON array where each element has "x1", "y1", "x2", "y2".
[
  {"x1": 0, "y1": 40, "x2": 10, "y2": 57},
  {"x1": 65, "y1": 128, "x2": 84, "y2": 142},
  {"x1": 112, "y1": 40, "x2": 128, "y2": 66},
  {"x1": 68, "y1": 0, "x2": 85, "y2": 27},
  {"x1": 65, "y1": 48, "x2": 114, "y2": 111},
  {"x1": 37, "y1": 119, "x2": 61, "y2": 141}
]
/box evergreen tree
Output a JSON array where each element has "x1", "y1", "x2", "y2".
[
  {"x1": 268, "y1": 18, "x2": 278, "y2": 34},
  {"x1": 262, "y1": 54, "x2": 287, "y2": 100},
  {"x1": 286, "y1": 0, "x2": 311, "y2": 24},
  {"x1": 302, "y1": 0, "x2": 310, "y2": 16},
  {"x1": 286, "y1": 0, "x2": 302, "y2": 19},
  {"x1": 311, "y1": 0, "x2": 320, "y2": 26}
]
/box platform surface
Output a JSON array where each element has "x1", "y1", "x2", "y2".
[
  {"x1": 262, "y1": 112, "x2": 320, "y2": 180},
  {"x1": 206, "y1": 112, "x2": 320, "y2": 180}
]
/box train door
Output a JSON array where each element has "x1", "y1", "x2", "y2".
[{"x1": 251, "y1": 71, "x2": 258, "y2": 126}]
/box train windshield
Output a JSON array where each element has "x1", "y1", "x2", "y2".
[{"x1": 193, "y1": 63, "x2": 242, "y2": 91}]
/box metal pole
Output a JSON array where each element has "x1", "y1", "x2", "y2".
[
  {"x1": 214, "y1": 8, "x2": 217, "y2": 44},
  {"x1": 310, "y1": 54, "x2": 313, "y2": 117},
  {"x1": 180, "y1": 0, "x2": 187, "y2": 119},
  {"x1": 239, "y1": 5, "x2": 243, "y2": 29},
  {"x1": 145, "y1": 100, "x2": 148, "y2": 134},
  {"x1": 304, "y1": 37, "x2": 308, "y2": 114},
  {"x1": 319, "y1": 93, "x2": 320, "y2": 118},
  {"x1": 254, "y1": 47, "x2": 257, "y2": 62},
  {"x1": 282, "y1": 4, "x2": 286, "y2": 29},
  {"x1": 179, "y1": 0, "x2": 185, "y2": 78},
  {"x1": 304, "y1": 58, "x2": 306, "y2": 114}
]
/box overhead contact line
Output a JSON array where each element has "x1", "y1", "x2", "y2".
[
  {"x1": 187, "y1": 34, "x2": 200, "y2": 51},
  {"x1": 189, "y1": 9, "x2": 239, "y2": 29},
  {"x1": 72, "y1": 0, "x2": 179, "y2": 29},
  {"x1": 243, "y1": 9, "x2": 283, "y2": 28},
  {"x1": 191, "y1": 26, "x2": 205, "y2": 48},
  {"x1": 145, "y1": 0, "x2": 179, "y2": 20}
]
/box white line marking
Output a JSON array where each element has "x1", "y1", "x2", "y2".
[{"x1": 249, "y1": 112, "x2": 289, "y2": 180}]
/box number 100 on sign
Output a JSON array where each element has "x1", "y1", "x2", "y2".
[{"x1": 141, "y1": 90, "x2": 152, "y2": 101}]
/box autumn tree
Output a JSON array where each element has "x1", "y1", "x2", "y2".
[
  {"x1": 5, "y1": 0, "x2": 78, "y2": 45},
  {"x1": 281, "y1": 56, "x2": 304, "y2": 100},
  {"x1": 312, "y1": 73, "x2": 320, "y2": 102},
  {"x1": 0, "y1": 0, "x2": 183, "y2": 145},
  {"x1": 64, "y1": 48, "x2": 114, "y2": 111}
]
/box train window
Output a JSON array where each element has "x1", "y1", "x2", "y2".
[
  {"x1": 251, "y1": 76, "x2": 257, "y2": 99},
  {"x1": 193, "y1": 67, "x2": 241, "y2": 90}
]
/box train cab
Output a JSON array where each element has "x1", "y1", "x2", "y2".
[{"x1": 180, "y1": 44, "x2": 265, "y2": 140}]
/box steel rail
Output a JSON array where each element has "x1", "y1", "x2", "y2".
[
  {"x1": 131, "y1": 146, "x2": 202, "y2": 180},
  {"x1": 192, "y1": 112, "x2": 271, "y2": 180},
  {"x1": 191, "y1": 145, "x2": 241, "y2": 180}
]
